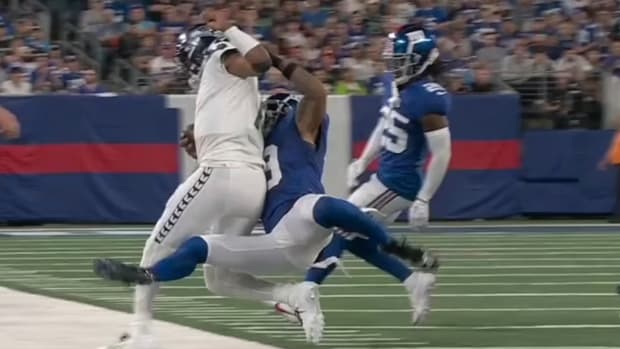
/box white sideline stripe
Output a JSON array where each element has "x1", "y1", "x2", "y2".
[{"x1": 0, "y1": 287, "x2": 280, "y2": 349}]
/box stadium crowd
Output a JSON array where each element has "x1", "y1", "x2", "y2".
[{"x1": 0, "y1": 0, "x2": 619, "y2": 127}]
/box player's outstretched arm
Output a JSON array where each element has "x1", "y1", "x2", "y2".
[
  {"x1": 267, "y1": 49, "x2": 326, "y2": 144},
  {"x1": 207, "y1": 4, "x2": 271, "y2": 78},
  {"x1": 0, "y1": 106, "x2": 20, "y2": 140},
  {"x1": 417, "y1": 115, "x2": 451, "y2": 203}
]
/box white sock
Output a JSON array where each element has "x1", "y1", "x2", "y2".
[{"x1": 130, "y1": 283, "x2": 160, "y2": 336}]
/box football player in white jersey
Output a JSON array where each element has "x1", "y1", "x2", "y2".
[{"x1": 100, "y1": 7, "x2": 274, "y2": 349}]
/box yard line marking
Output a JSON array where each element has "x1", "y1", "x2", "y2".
[
  {"x1": 6, "y1": 271, "x2": 620, "y2": 279},
  {"x1": 390, "y1": 347, "x2": 620, "y2": 349},
  {"x1": 9, "y1": 256, "x2": 620, "y2": 263},
  {"x1": 88, "y1": 292, "x2": 619, "y2": 301},
  {"x1": 181, "y1": 307, "x2": 620, "y2": 313},
  {"x1": 320, "y1": 307, "x2": 620, "y2": 313},
  {"x1": 242, "y1": 324, "x2": 620, "y2": 330},
  {"x1": 32, "y1": 280, "x2": 620, "y2": 291},
  {"x1": 9, "y1": 264, "x2": 620, "y2": 271}
]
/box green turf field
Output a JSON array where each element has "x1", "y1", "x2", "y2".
[{"x1": 2, "y1": 225, "x2": 620, "y2": 348}]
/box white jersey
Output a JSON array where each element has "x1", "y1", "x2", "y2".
[{"x1": 194, "y1": 40, "x2": 264, "y2": 168}]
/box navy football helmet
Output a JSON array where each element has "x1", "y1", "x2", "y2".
[
  {"x1": 261, "y1": 93, "x2": 299, "y2": 138},
  {"x1": 176, "y1": 25, "x2": 220, "y2": 75},
  {"x1": 383, "y1": 24, "x2": 440, "y2": 85}
]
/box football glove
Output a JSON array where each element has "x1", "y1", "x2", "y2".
[
  {"x1": 408, "y1": 198, "x2": 429, "y2": 231},
  {"x1": 347, "y1": 159, "x2": 367, "y2": 188}
]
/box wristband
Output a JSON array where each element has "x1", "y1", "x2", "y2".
[{"x1": 223, "y1": 26, "x2": 259, "y2": 56}]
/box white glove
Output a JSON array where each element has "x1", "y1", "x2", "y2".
[
  {"x1": 347, "y1": 159, "x2": 368, "y2": 188},
  {"x1": 408, "y1": 199, "x2": 429, "y2": 231}
]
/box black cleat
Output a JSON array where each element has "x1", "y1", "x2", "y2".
[
  {"x1": 93, "y1": 258, "x2": 154, "y2": 285},
  {"x1": 616, "y1": 285, "x2": 620, "y2": 295},
  {"x1": 383, "y1": 239, "x2": 440, "y2": 272}
]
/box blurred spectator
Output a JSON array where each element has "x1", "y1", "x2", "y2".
[
  {"x1": 313, "y1": 67, "x2": 333, "y2": 93},
  {"x1": 301, "y1": 0, "x2": 329, "y2": 30},
  {"x1": 499, "y1": 18, "x2": 521, "y2": 51},
  {"x1": 605, "y1": 39, "x2": 620, "y2": 76},
  {"x1": 555, "y1": 48, "x2": 593, "y2": 81},
  {"x1": 158, "y1": 6, "x2": 187, "y2": 36},
  {"x1": 0, "y1": 21, "x2": 14, "y2": 49},
  {"x1": 475, "y1": 32, "x2": 507, "y2": 71},
  {"x1": 334, "y1": 68, "x2": 367, "y2": 95},
  {"x1": 438, "y1": 24, "x2": 473, "y2": 64},
  {"x1": 98, "y1": 8, "x2": 127, "y2": 50},
  {"x1": 468, "y1": 62, "x2": 507, "y2": 93},
  {"x1": 30, "y1": 53, "x2": 54, "y2": 93},
  {"x1": 80, "y1": 0, "x2": 107, "y2": 34},
  {"x1": 341, "y1": 42, "x2": 374, "y2": 82},
  {"x1": 25, "y1": 25, "x2": 51, "y2": 53},
  {"x1": 2, "y1": 66, "x2": 33, "y2": 95},
  {"x1": 501, "y1": 41, "x2": 533, "y2": 86},
  {"x1": 61, "y1": 55, "x2": 85, "y2": 92},
  {"x1": 149, "y1": 42, "x2": 177, "y2": 92},
  {"x1": 367, "y1": 61, "x2": 387, "y2": 95},
  {"x1": 548, "y1": 71, "x2": 589, "y2": 128},
  {"x1": 78, "y1": 69, "x2": 106, "y2": 94},
  {"x1": 414, "y1": 0, "x2": 449, "y2": 36},
  {"x1": 129, "y1": 4, "x2": 156, "y2": 37}
]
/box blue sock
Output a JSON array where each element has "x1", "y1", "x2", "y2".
[
  {"x1": 304, "y1": 236, "x2": 345, "y2": 284},
  {"x1": 346, "y1": 238, "x2": 413, "y2": 282},
  {"x1": 150, "y1": 236, "x2": 208, "y2": 282},
  {"x1": 312, "y1": 196, "x2": 392, "y2": 246}
]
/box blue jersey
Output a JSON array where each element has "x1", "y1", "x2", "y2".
[
  {"x1": 261, "y1": 109, "x2": 329, "y2": 233},
  {"x1": 377, "y1": 77, "x2": 451, "y2": 201}
]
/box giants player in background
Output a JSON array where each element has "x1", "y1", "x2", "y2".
[{"x1": 292, "y1": 24, "x2": 452, "y2": 324}]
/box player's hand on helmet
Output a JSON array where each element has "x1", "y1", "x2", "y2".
[
  {"x1": 180, "y1": 124, "x2": 197, "y2": 159},
  {"x1": 206, "y1": 2, "x2": 234, "y2": 32},
  {"x1": 347, "y1": 159, "x2": 368, "y2": 188},
  {"x1": 408, "y1": 199, "x2": 429, "y2": 231}
]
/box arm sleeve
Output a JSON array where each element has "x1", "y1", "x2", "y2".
[
  {"x1": 417, "y1": 127, "x2": 452, "y2": 202},
  {"x1": 358, "y1": 116, "x2": 385, "y2": 167}
]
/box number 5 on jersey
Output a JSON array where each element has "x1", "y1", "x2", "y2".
[
  {"x1": 264, "y1": 145, "x2": 282, "y2": 190},
  {"x1": 381, "y1": 110, "x2": 409, "y2": 154}
]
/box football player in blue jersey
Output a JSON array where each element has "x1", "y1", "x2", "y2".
[
  {"x1": 93, "y1": 46, "x2": 436, "y2": 344},
  {"x1": 301, "y1": 24, "x2": 452, "y2": 325}
]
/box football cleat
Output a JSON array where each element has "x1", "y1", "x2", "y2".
[
  {"x1": 383, "y1": 239, "x2": 440, "y2": 272},
  {"x1": 274, "y1": 302, "x2": 302, "y2": 325},
  {"x1": 404, "y1": 271, "x2": 436, "y2": 325},
  {"x1": 93, "y1": 258, "x2": 154, "y2": 285},
  {"x1": 287, "y1": 282, "x2": 324, "y2": 344}
]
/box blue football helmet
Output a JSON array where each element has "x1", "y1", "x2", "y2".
[
  {"x1": 261, "y1": 93, "x2": 300, "y2": 138},
  {"x1": 383, "y1": 24, "x2": 440, "y2": 85},
  {"x1": 176, "y1": 25, "x2": 220, "y2": 75}
]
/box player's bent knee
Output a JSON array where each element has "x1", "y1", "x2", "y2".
[{"x1": 313, "y1": 196, "x2": 359, "y2": 228}]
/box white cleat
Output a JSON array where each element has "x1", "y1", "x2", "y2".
[
  {"x1": 274, "y1": 302, "x2": 302, "y2": 325},
  {"x1": 97, "y1": 333, "x2": 160, "y2": 349},
  {"x1": 288, "y1": 282, "x2": 325, "y2": 344},
  {"x1": 404, "y1": 271, "x2": 436, "y2": 325}
]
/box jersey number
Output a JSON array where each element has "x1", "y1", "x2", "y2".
[
  {"x1": 264, "y1": 145, "x2": 282, "y2": 190},
  {"x1": 381, "y1": 110, "x2": 409, "y2": 154}
]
